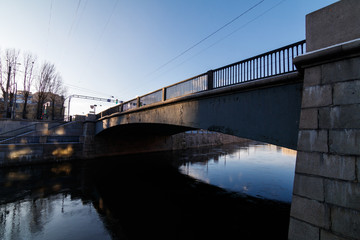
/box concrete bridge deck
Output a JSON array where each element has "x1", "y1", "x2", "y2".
[
  {"x1": 96, "y1": 40, "x2": 306, "y2": 150},
  {"x1": 96, "y1": 72, "x2": 303, "y2": 150}
]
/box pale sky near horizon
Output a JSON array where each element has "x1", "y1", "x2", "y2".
[{"x1": 0, "y1": 0, "x2": 338, "y2": 115}]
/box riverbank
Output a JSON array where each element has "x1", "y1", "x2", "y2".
[{"x1": 0, "y1": 119, "x2": 247, "y2": 167}]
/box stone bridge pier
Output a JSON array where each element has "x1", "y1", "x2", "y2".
[{"x1": 288, "y1": 1, "x2": 360, "y2": 239}]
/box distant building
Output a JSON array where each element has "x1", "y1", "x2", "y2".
[{"x1": 0, "y1": 91, "x2": 65, "y2": 120}]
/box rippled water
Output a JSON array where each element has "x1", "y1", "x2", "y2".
[{"x1": 0, "y1": 141, "x2": 295, "y2": 239}]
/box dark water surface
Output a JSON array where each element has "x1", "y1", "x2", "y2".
[{"x1": 0, "y1": 142, "x2": 295, "y2": 239}]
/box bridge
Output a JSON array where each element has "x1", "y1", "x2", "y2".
[
  {"x1": 91, "y1": 1, "x2": 360, "y2": 240},
  {"x1": 0, "y1": 1, "x2": 356, "y2": 239},
  {"x1": 96, "y1": 40, "x2": 306, "y2": 150}
]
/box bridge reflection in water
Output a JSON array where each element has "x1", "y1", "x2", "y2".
[
  {"x1": 0, "y1": 141, "x2": 293, "y2": 240},
  {"x1": 178, "y1": 142, "x2": 296, "y2": 203}
]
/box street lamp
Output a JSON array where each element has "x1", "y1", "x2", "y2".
[{"x1": 90, "y1": 104, "x2": 97, "y2": 114}]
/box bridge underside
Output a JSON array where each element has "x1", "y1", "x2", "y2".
[{"x1": 96, "y1": 74, "x2": 303, "y2": 150}]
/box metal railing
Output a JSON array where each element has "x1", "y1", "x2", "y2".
[
  {"x1": 97, "y1": 40, "x2": 306, "y2": 119},
  {"x1": 213, "y1": 40, "x2": 305, "y2": 87},
  {"x1": 0, "y1": 123, "x2": 38, "y2": 140},
  {"x1": 140, "y1": 89, "x2": 163, "y2": 106},
  {"x1": 166, "y1": 74, "x2": 208, "y2": 100},
  {"x1": 0, "y1": 120, "x2": 67, "y2": 142}
]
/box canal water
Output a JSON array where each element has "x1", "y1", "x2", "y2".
[
  {"x1": 0, "y1": 141, "x2": 296, "y2": 240},
  {"x1": 178, "y1": 143, "x2": 296, "y2": 203}
]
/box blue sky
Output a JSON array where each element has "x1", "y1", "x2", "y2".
[{"x1": 0, "y1": 0, "x2": 338, "y2": 115}]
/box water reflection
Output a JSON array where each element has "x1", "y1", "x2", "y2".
[
  {"x1": 0, "y1": 194, "x2": 111, "y2": 240},
  {"x1": 0, "y1": 143, "x2": 293, "y2": 239},
  {"x1": 178, "y1": 143, "x2": 296, "y2": 202}
]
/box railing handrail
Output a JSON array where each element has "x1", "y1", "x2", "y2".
[
  {"x1": 0, "y1": 120, "x2": 68, "y2": 144},
  {"x1": 0, "y1": 119, "x2": 66, "y2": 138},
  {"x1": 164, "y1": 72, "x2": 208, "y2": 90},
  {"x1": 0, "y1": 122, "x2": 38, "y2": 137},
  {"x1": 213, "y1": 40, "x2": 306, "y2": 72},
  {"x1": 140, "y1": 88, "x2": 163, "y2": 99},
  {"x1": 98, "y1": 40, "x2": 306, "y2": 119}
]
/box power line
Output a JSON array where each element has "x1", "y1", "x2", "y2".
[
  {"x1": 74, "y1": 0, "x2": 89, "y2": 32},
  {"x1": 64, "y1": 83, "x2": 117, "y2": 98},
  {"x1": 67, "y1": 0, "x2": 82, "y2": 38},
  {"x1": 58, "y1": 0, "x2": 86, "y2": 68},
  {"x1": 119, "y1": 0, "x2": 265, "y2": 98},
  {"x1": 148, "y1": 0, "x2": 265, "y2": 76},
  {"x1": 75, "y1": 0, "x2": 119, "y2": 94},
  {"x1": 87, "y1": 0, "x2": 119, "y2": 63},
  {"x1": 162, "y1": 0, "x2": 288, "y2": 75},
  {"x1": 45, "y1": 0, "x2": 54, "y2": 58}
]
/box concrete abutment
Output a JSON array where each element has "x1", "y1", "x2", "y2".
[{"x1": 289, "y1": 1, "x2": 360, "y2": 239}]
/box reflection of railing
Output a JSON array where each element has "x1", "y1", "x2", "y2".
[{"x1": 97, "y1": 40, "x2": 306, "y2": 119}]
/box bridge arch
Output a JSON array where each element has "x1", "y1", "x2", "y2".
[{"x1": 96, "y1": 73, "x2": 303, "y2": 150}]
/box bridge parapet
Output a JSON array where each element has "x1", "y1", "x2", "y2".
[{"x1": 98, "y1": 40, "x2": 305, "y2": 119}]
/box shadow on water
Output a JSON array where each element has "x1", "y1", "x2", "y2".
[{"x1": 0, "y1": 146, "x2": 291, "y2": 240}]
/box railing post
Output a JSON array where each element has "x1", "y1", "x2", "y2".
[
  {"x1": 136, "y1": 97, "x2": 141, "y2": 108},
  {"x1": 162, "y1": 88, "x2": 167, "y2": 101},
  {"x1": 207, "y1": 70, "x2": 214, "y2": 90}
]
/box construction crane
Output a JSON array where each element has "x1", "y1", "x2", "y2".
[{"x1": 67, "y1": 94, "x2": 121, "y2": 121}]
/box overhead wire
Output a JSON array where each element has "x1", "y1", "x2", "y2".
[
  {"x1": 61, "y1": 0, "x2": 119, "y2": 100},
  {"x1": 11, "y1": 70, "x2": 110, "y2": 98},
  {"x1": 44, "y1": 0, "x2": 54, "y2": 58},
  {"x1": 147, "y1": 0, "x2": 265, "y2": 76},
  {"x1": 74, "y1": 0, "x2": 89, "y2": 32},
  {"x1": 57, "y1": 0, "x2": 85, "y2": 68},
  {"x1": 155, "y1": 0, "x2": 288, "y2": 79},
  {"x1": 64, "y1": 83, "x2": 117, "y2": 98},
  {"x1": 119, "y1": 0, "x2": 265, "y2": 98},
  {"x1": 86, "y1": 0, "x2": 119, "y2": 63},
  {"x1": 73, "y1": 0, "x2": 119, "y2": 97},
  {"x1": 67, "y1": 0, "x2": 82, "y2": 38}
]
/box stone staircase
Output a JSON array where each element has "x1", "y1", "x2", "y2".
[{"x1": 0, "y1": 120, "x2": 84, "y2": 166}]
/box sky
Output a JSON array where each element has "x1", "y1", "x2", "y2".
[{"x1": 0, "y1": 0, "x2": 338, "y2": 116}]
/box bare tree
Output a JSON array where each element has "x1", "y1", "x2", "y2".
[
  {"x1": 48, "y1": 74, "x2": 67, "y2": 120},
  {"x1": 21, "y1": 52, "x2": 36, "y2": 119},
  {"x1": 35, "y1": 62, "x2": 56, "y2": 119},
  {"x1": 1, "y1": 49, "x2": 66, "y2": 120},
  {"x1": 4, "y1": 49, "x2": 20, "y2": 118}
]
